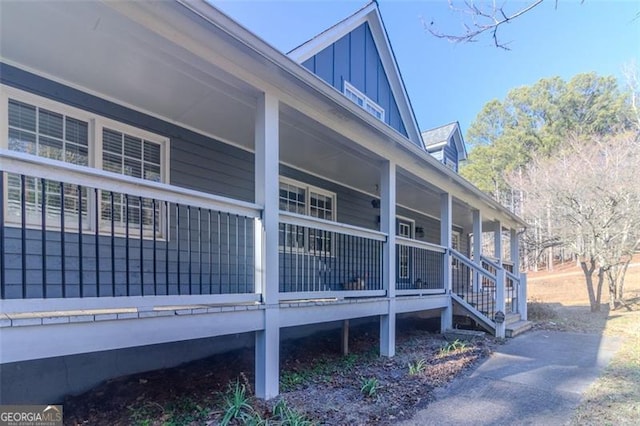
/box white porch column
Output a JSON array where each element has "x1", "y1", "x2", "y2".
[
  {"x1": 472, "y1": 210, "x2": 483, "y2": 292},
  {"x1": 494, "y1": 221, "x2": 506, "y2": 338},
  {"x1": 380, "y1": 160, "x2": 396, "y2": 357},
  {"x1": 440, "y1": 193, "x2": 453, "y2": 333},
  {"x1": 494, "y1": 221, "x2": 503, "y2": 263},
  {"x1": 511, "y1": 228, "x2": 527, "y2": 319},
  {"x1": 254, "y1": 92, "x2": 280, "y2": 399},
  {"x1": 510, "y1": 228, "x2": 519, "y2": 273}
]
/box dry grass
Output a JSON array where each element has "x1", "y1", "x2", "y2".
[
  {"x1": 571, "y1": 297, "x2": 640, "y2": 425},
  {"x1": 527, "y1": 263, "x2": 640, "y2": 425}
]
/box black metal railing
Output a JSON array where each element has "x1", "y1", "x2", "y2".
[
  {"x1": 279, "y1": 213, "x2": 385, "y2": 294},
  {"x1": 0, "y1": 153, "x2": 260, "y2": 299},
  {"x1": 481, "y1": 256, "x2": 519, "y2": 314},
  {"x1": 452, "y1": 251, "x2": 497, "y2": 320},
  {"x1": 395, "y1": 237, "x2": 445, "y2": 291}
]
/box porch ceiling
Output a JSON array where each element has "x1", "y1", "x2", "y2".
[
  {"x1": 0, "y1": 0, "x2": 259, "y2": 150},
  {"x1": 279, "y1": 104, "x2": 384, "y2": 195}
]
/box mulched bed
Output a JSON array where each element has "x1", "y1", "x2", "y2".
[{"x1": 64, "y1": 318, "x2": 496, "y2": 425}]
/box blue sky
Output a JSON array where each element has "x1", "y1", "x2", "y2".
[{"x1": 212, "y1": 0, "x2": 640, "y2": 134}]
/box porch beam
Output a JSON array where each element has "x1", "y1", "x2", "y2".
[
  {"x1": 254, "y1": 91, "x2": 280, "y2": 399},
  {"x1": 440, "y1": 193, "x2": 453, "y2": 333},
  {"x1": 380, "y1": 160, "x2": 396, "y2": 357}
]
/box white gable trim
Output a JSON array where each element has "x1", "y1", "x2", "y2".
[{"x1": 288, "y1": 2, "x2": 424, "y2": 149}]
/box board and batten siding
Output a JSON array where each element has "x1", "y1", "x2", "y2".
[
  {"x1": 301, "y1": 23, "x2": 408, "y2": 139},
  {"x1": 443, "y1": 137, "x2": 459, "y2": 171}
]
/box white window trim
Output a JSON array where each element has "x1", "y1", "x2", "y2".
[
  {"x1": 396, "y1": 216, "x2": 415, "y2": 279},
  {"x1": 452, "y1": 229, "x2": 462, "y2": 269},
  {"x1": 343, "y1": 81, "x2": 385, "y2": 121},
  {"x1": 279, "y1": 176, "x2": 336, "y2": 220},
  {"x1": 2, "y1": 85, "x2": 170, "y2": 238},
  {"x1": 279, "y1": 177, "x2": 337, "y2": 255}
]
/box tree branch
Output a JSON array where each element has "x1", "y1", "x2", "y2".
[{"x1": 426, "y1": 0, "x2": 545, "y2": 50}]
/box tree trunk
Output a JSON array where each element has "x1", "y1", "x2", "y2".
[{"x1": 580, "y1": 259, "x2": 600, "y2": 312}]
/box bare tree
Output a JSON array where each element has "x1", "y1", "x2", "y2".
[
  {"x1": 509, "y1": 131, "x2": 640, "y2": 311},
  {"x1": 426, "y1": 0, "x2": 546, "y2": 49}
]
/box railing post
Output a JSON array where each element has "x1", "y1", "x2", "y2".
[
  {"x1": 440, "y1": 193, "x2": 453, "y2": 333},
  {"x1": 495, "y1": 268, "x2": 506, "y2": 338},
  {"x1": 379, "y1": 160, "x2": 396, "y2": 357},
  {"x1": 254, "y1": 91, "x2": 280, "y2": 399},
  {"x1": 519, "y1": 272, "x2": 528, "y2": 321}
]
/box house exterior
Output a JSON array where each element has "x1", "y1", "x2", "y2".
[
  {"x1": 0, "y1": 1, "x2": 528, "y2": 404},
  {"x1": 421, "y1": 122, "x2": 468, "y2": 173}
]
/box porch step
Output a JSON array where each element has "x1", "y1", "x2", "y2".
[
  {"x1": 506, "y1": 320, "x2": 533, "y2": 338},
  {"x1": 506, "y1": 313, "x2": 521, "y2": 326}
]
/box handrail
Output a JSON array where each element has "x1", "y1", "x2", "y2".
[
  {"x1": 451, "y1": 249, "x2": 496, "y2": 281},
  {"x1": 480, "y1": 254, "x2": 515, "y2": 268},
  {"x1": 0, "y1": 150, "x2": 261, "y2": 218},
  {"x1": 279, "y1": 211, "x2": 387, "y2": 242},
  {"x1": 395, "y1": 236, "x2": 446, "y2": 253},
  {"x1": 480, "y1": 255, "x2": 501, "y2": 271},
  {"x1": 505, "y1": 269, "x2": 520, "y2": 282}
]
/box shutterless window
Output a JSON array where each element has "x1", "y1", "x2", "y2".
[
  {"x1": 343, "y1": 81, "x2": 385, "y2": 122},
  {"x1": 4, "y1": 92, "x2": 168, "y2": 237},
  {"x1": 101, "y1": 127, "x2": 163, "y2": 234},
  {"x1": 6, "y1": 99, "x2": 89, "y2": 227},
  {"x1": 279, "y1": 179, "x2": 336, "y2": 254}
]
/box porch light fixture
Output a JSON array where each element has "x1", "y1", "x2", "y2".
[
  {"x1": 415, "y1": 226, "x2": 425, "y2": 238},
  {"x1": 371, "y1": 199, "x2": 380, "y2": 209}
]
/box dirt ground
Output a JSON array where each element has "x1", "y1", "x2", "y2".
[
  {"x1": 64, "y1": 318, "x2": 495, "y2": 425},
  {"x1": 64, "y1": 258, "x2": 640, "y2": 425}
]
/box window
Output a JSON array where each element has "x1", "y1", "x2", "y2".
[
  {"x1": 452, "y1": 230, "x2": 462, "y2": 268},
  {"x1": 3, "y1": 87, "x2": 169, "y2": 236},
  {"x1": 397, "y1": 218, "x2": 414, "y2": 279},
  {"x1": 343, "y1": 81, "x2": 385, "y2": 121},
  {"x1": 279, "y1": 178, "x2": 336, "y2": 254}
]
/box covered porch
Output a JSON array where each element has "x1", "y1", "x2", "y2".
[{"x1": 0, "y1": 0, "x2": 526, "y2": 402}]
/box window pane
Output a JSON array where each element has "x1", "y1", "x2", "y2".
[
  {"x1": 103, "y1": 152, "x2": 123, "y2": 174},
  {"x1": 38, "y1": 136, "x2": 64, "y2": 160},
  {"x1": 8, "y1": 128, "x2": 36, "y2": 153},
  {"x1": 103, "y1": 129, "x2": 122, "y2": 154},
  {"x1": 144, "y1": 163, "x2": 161, "y2": 182},
  {"x1": 144, "y1": 140, "x2": 161, "y2": 165},
  {"x1": 65, "y1": 117, "x2": 88, "y2": 146},
  {"x1": 124, "y1": 157, "x2": 142, "y2": 178},
  {"x1": 8, "y1": 100, "x2": 36, "y2": 131},
  {"x1": 124, "y1": 134, "x2": 142, "y2": 158},
  {"x1": 38, "y1": 109, "x2": 64, "y2": 138},
  {"x1": 65, "y1": 143, "x2": 89, "y2": 166}
]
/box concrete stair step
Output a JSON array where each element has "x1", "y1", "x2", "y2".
[
  {"x1": 506, "y1": 313, "x2": 521, "y2": 325},
  {"x1": 444, "y1": 329, "x2": 487, "y2": 341},
  {"x1": 506, "y1": 320, "x2": 533, "y2": 338}
]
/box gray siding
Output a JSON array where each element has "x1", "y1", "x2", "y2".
[
  {"x1": 301, "y1": 23, "x2": 409, "y2": 139},
  {"x1": 443, "y1": 137, "x2": 459, "y2": 171},
  {"x1": 1, "y1": 64, "x2": 255, "y2": 298}
]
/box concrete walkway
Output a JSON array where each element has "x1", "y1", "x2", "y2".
[{"x1": 400, "y1": 330, "x2": 621, "y2": 426}]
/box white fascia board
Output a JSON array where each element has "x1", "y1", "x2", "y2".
[
  {"x1": 426, "y1": 141, "x2": 448, "y2": 152},
  {"x1": 288, "y1": 2, "x2": 376, "y2": 63}
]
